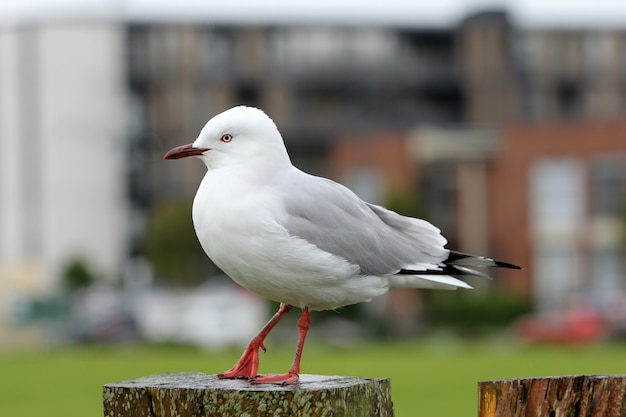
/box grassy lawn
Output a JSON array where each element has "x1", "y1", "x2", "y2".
[{"x1": 1, "y1": 339, "x2": 625, "y2": 417}]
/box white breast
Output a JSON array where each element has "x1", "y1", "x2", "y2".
[{"x1": 191, "y1": 170, "x2": 389, "y2": 310}]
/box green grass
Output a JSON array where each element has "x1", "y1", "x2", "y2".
[{"x1": 1, "y1": 339, "x2": 625, "y2": 417}]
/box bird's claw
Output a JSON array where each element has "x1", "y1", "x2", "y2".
[
  {"x1": 249, "y1": 372, "x2": 300, "y2": 385},
  {"x1": 218, "y1": 363, "x2": 258, "y2": 380},
  {"x1": 217, "y1": 373, "x2": 248, "y2": 380},
  {"x1": 217, "y1": 339, "x2": 265, "y2": 380}
]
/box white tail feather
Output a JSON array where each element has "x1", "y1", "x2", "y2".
[{"x1": 389, "y1": 274, "x2": 473, "y2": 290}]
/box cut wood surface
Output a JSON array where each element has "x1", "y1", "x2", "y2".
[
  {"x1": 103, "y1": 372, "x2": 394, "y2": 417},
  {"x1": 478, "y1": 374, "x2": 626, "y2": 417}
]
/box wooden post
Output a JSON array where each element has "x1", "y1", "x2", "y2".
[
  {"x1": 103, "y1": 373, "x2": 394, "y2": 417},
  {"x1": 478, "y1": 375, "x2": 626, "y2": 417}
]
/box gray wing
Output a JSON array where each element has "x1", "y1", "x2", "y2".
[{"x1": 281, "y1": 173, "x2": 449, "y2": 276}]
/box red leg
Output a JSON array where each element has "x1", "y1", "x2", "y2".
[
  {"x1": 251, "y1": 307, "x2": 310, "y2": 385},
  {"x1": 218, "y1": 303, "x2": 293, "y2": 380}
]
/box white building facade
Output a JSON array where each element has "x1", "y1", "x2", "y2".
[{"x1": 0, "y1": 21, "x2": 128, "y2": 293}]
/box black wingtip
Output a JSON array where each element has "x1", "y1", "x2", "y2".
[
  {"x1": 447, "y1": 250, "x2": 522, "y2": 270},
  {"x1": 494, "y1": 260, "x2": 523, "y2": 270}
]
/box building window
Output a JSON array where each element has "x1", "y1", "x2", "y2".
[
  {"x1": 236, "y1": 82, "x2": 259, "y2": 107},
  {"x1": 530, "y1": 158, "x2": 586, "y2": 311},
  {"x1": 556, "y1": 80, "x2": 583, "y2": 119},
  {"x1": 422, "y1": 163, "x2": 457, "y2": 243},
  {"x1": 591, "y1": 247, "x2": 623, "y2": 294},
  {"x1": 533, "y1": 243, "x2": 581, "y2": 312},
  {"x1": 530, "y1": 158, "x2": 585, "y2": 236},
  {"x1": 584, "y1": 32, "x2": 615, "y2": 80},
  {"x1": 590, "y1": 154, "x2": 625, "y2": 217}
]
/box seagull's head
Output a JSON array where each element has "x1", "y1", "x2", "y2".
[{"x1": 163, "y1": 106, "x2": 290, "y2": 169}]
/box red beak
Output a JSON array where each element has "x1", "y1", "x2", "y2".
[{"x1": 163, "y1": 144, "x2": 210, "y2": 160}]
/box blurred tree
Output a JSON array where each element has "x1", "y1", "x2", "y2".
[
  {"x1": 61, "y1": 258, "x2": 97, "y2": 293},
  {"x1": 143, "y1": 199, "x2": 220, "y2": 286},
  {"x1": 383, "y1": 188, "x2": 424, "y2": 219}
]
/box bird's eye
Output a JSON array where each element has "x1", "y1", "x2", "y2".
[{"x1": 220, "y1": 133, "x2": 233, "y2": 143}]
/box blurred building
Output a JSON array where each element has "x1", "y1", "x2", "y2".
[
  {"x1": 492, "y1": 121, "x2": 626, "y2": 311},
  {"x1": 1, "y1": 9, "x2": 625, "y2": 326},
  {"x1": 404, "y1": 120, "x2": 626, "y2": 311},
  {"x1": 425, "y1": 12, "x2": 626, "y2": 309},
  {"x1": 126, "y1": 23, "x2": 462, "y2": 202},
  {"x1": 459, "y1": 11, "x2": 626, "y2": 124}
]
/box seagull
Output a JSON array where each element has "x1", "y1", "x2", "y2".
[{"x1": 164, "y1": 106, "x2": 521, "y2": 385}]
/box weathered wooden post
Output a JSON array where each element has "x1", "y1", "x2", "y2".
[
  {"x1": 478, "y1": 375, "x2": 626, "y2": 417},
  {"x1": 103, "y1": 373, "x2": 394, "y2": 417}
]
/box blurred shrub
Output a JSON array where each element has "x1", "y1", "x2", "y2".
[
  {"x1": 384, "y1": 188, "x2": 424, "y2": 219},
  {"x1": 61, "y1": 258, "x2": 97, "y2": 293},
  {"x1": 143, "y1": 199, "x2": 220, "y2": 286},
  {"x1": 422, "y1": 291, "x2": 532, "y2": 336}
]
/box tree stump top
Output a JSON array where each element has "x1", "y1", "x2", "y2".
[
  {"x1": 103, "y1": 373, "x2": 394, "y2": 417},
  {"x1": 105, "y1": 372, "x2": 382, "y2": 392},
  {"x1": 478, "y1": 374, "x2": 626, "y2": 417}
]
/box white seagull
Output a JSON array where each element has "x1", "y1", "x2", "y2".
[{"x1": 164, "y1": 106, "x2": 520, "y2": 385}]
